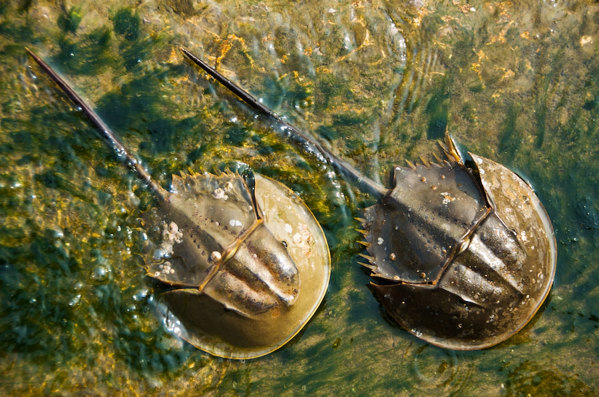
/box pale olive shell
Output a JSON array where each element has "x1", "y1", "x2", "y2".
[{"x1": 156, "y1": 174, "x2": 330, "y2": 359}]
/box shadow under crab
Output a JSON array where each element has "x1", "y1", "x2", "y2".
[{"x1": 182, "y1": 48, "x2": 557, "y2": 350}]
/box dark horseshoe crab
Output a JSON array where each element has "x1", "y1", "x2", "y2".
[
  {"x1": 25, "y1": 49, "x2": 330, "y2": 359},
  {"x1": 182, "y1": 48, "x2": 557, "y2": 350}
]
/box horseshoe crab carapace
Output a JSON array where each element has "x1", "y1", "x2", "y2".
[
  {"x1": 25, "y1": 48, "x2": 330, "y2": 359},
  {"x1": 181, "y1": 47, "x2": 557, "y2": 350}
]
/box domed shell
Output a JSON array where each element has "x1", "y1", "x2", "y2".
[
  {"x1": 155, "y1": 174, "x2": 330, "y2": 359},
  {"x1": 371, "y1": 153, "x2": 556, "y2": 349}
]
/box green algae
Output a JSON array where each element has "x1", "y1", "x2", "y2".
[
  {"x1": 111, "y1": 8, "x2": 140, "y2": 42},
  {"x1": 57, "y1": 6, "x2": 82, "y2": 34}
]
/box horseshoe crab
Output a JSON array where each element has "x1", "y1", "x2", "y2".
[
  {"x1": 182, "y1": 48, "x2": 557, "y2": 350},
  {"x1": 26, "y1": 49, "x2": 330, "y2": 359}
]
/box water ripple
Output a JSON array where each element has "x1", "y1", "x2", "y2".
[{"x1": 409, "y1": 343, "x2": 471, "y2": 393}]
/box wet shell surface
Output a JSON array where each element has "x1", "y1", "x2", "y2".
[
  {"x1": 365, "y1": 140, "x2": 557, "y2": 349},
  {"x1": 152, "y1": 173, "x2": 330, "y2": 359}
]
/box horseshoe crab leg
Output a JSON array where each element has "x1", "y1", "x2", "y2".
[
  {"x1": 25, "y1": 48, "x2": 168, "y2": 200},
  {"x1": 181, "y1": 48, "x2": 387, "y2": 199}
]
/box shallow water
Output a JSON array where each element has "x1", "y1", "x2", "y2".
[{"x1": 1, "y1": 0, "x2": 598, "y2": 395}]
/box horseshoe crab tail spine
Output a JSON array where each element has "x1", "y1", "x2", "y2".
[
  {"x1": 181, "y1": 48, "x2": 387, "y2": 199},
  {"x1": 25, "y1": 48, "x2": 167, "y2": 201}
]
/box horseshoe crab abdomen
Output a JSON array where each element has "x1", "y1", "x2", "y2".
[
  {"x1": 369, "y1": 153, "x2": 556, "y2": 349},
  {"x1": 202, "y1": 223, "x2": 301, "y2": 317},
  {"x1": 372, "y1": 212, "x2": 527, "y2": 349},
  {"x1": 156, "y1": 174, "x2": 331, "y2": 359},
  {"x1": 148, "y1": 172, "x2": 300, "y2": 319},
  {"x1": 363, "y1": 162, "x2": 489, "y2": 284}
]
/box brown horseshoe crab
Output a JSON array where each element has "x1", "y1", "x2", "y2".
[
  {"x1": 182, "y1": 48, "x2": 557, "y2": 350},
  {"x1": 25, "y1": 49, "x2": 330, "y2": 359}
]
